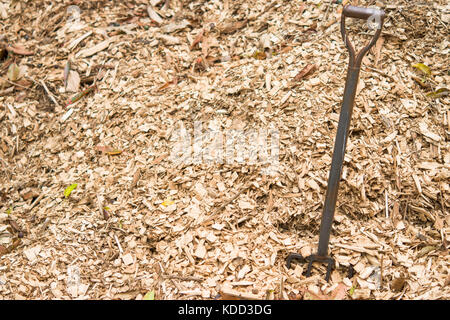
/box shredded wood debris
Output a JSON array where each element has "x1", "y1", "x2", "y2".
[{"x1": 0, "y1": 0, "x2": 448, "y2": 300}]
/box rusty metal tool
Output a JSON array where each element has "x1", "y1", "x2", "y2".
[{"x1": 286, "y1": 5, "x2": 386, "y2": 282}]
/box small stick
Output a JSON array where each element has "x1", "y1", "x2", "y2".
[
  {"x1": 1, "y1": 78, "x2": 31, "y2": 89},
  {"x1": 379, "y1": 255, "x2": 384, "y2": 290},
  {"x1": 0, "y1": 157, "x2": 11, "y2": 180},
  {"x1": 39, "y1": 80, "x2": 63, "y2": 109},
  {"x1": 363, "y1": 66, "x2": 396, "y2": 82},
  {"x1": 158, "y1": 262, "x2": 182, "y2": 292},
  {"x1": 114, "y1": 234, "x2": 123, "y2": 254},
  {"x1": 65, "y1": 84, "x2": 96, "y2": 108},
  {"x1": 201, "y1": 181, "x2": 254, "y2": 225},
  {"x1": 29, "y1": 193, "x2": 45, "y2": 210},
  {"x1": 385, "y1": 189, "x2": 389, "y2": 219}
]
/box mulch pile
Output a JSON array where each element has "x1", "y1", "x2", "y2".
[{"x1": 0, "y1": 0, "x2": 448, "y2": 300}]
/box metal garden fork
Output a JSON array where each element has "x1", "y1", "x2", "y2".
[{"x1": 286, "y1": 5, "x2": 386, "y2": 282}]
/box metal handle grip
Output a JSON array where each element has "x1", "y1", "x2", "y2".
[
  {"x1": 343, "y1": 5, "x2": 385, "y2": 21},
  {"x1": 341, "y1": 5, "x2": 386, "y2": 68}
]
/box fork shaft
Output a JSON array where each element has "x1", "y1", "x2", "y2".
[{"x1": 317, "y1": 66, "x2": 361, "y2": 257}]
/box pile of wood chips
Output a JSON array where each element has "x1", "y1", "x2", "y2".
[{"x1": 0, "y1": 0, "x2": 448, "y2": 300}]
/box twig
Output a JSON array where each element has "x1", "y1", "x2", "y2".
[
  {"x1": 363, "y1": 66, "x2": 396, "y2": 82},
  {"x1": 39, "y1": 79, "x2": 63, "y2": 109},
  {"x1": 158, "y1": 262, "x2": 182, "y2": 292},
  {"x1": 114, "y1": 234, "x2": 123, "y2": 255},
  {"x1": 1, "y1": 77, "x2": 31, "y2": 89},
  {"x1": 379, "y1": 255, "x2": 384, "y2": 290},
  {"x1": 201, "y1": 180, "x2": 254, "y2": 226},
  {"x1": 0, "y1": 157, "x2": 11, "y2": 180},
  {"x1": 385, "y1": 189, "x2": 389, "y2": 219},
  {"x1": 29, "y1": 193, "x2": 45, "y2": 210}
]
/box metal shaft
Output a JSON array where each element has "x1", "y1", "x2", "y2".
[{"x1": 317, "y1": 65, "x2": 361, "y2": 256}]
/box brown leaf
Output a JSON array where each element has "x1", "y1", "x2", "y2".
[
  {"x1": 20, "y1": 189, "x2": 39, "y2": 201},
  {"x1": 305, "y1": 290, "x2": 329, "y2": 300},
  {"x1": 11, "y1": 79, "x2": 32, "y2": 91},
  {"x1": 434, "y1": 216, "x2": 444, "y2": 231},
  {"x1": 7, "y1": 63, "x2": 20, "y2": 81},
  {"x1": 330, "y1": 283, "x2": 348, "y2": 300},
  {"x1": 0, "y1": 46, "x2": 7, "y2": 61},
  {"x1": 372, "y1": 36, "x2": 384, "y2": 68},
  {"x1": 391, "y1": 277, "x2": 407, "y2": 292},
  {"x1": 220, "y1": 19, "x2": 248, "y2": 34},
  {"x1": 7, "y1": 43, "x2": 33, "y2": 56},
  {"x1": 0, "y1": 245, "x2": 8, "y2": 256},
  {"x1": 8, "y1": 219, "x2": 22, "y2": 233},
  {"x1": 293, "y1": 64, "x2": 317, "y2": 82},
  {"x1": 190, "y1": 29, "x2": 204, "y2": 51},
  {"x1": 66, "y1": 70, "x2": 80, "y2": 92},
  {"x1": 7, "y1": 239, "x2": 22, "y2": 252},
  {"x1": 157, "y1": 77, "x2": 178, "y2": 91}
]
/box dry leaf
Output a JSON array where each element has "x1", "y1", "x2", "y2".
[
  {"x1": 157, "y1": 34, "x2": 180, "y2": 45},
  {"x1": 161, "y1": 20, "x2": 190, "y2": 33},
  {"x1": 293, "y1": 64, "x2": 317, "y2": 82},
  {"x1": 76, "y1": 37, "x2": 116, "y2": 58},
  {"x1": 7, "y1": 43, "x2": 33, "y2": 55},
  {"x1": 330, "y1": 283, "x2": 348, "y2": 300},
  {"x1": 434, "y1": 216, "x2": 444, "y2": 231},
  {"x1": 391, "y1": 277, "x2": 407, "y2": 292},
  {"x1": 147, "y1": 5, "x2": 163, "y2": 24},
  {"x1": 66, "y1": 70, "x2": 80, "y2": 92},
  {"x1": 372, "y1": 36, "x2": 384, "y2": 67},
  {"x1": 0, "y1": 3, "x2": 8, "y2": 19},
  {"x1": 0, "y1": 245, "x2": 8, "y2": 256},
  {"x1": 220, "y1": 20, "x2": 248, "y2": 34},
  {"x1": 7, "y1": 63, "x2": 20, "y2": 81}
]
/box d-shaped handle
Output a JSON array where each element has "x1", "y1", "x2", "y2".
[
  {"x1": 343, "y1": 5, "x2": 385, "y2": 21},
  {"x1": 341, "y1": 5, "x2": 386, "y2": 68}
]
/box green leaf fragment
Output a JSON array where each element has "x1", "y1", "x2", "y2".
[
  {"x1": 349, "y1": 286, "x2": 355, "y2": 296},
  {"x1": 426, "y1": 88, "x2": 449, "y2": 98},
  {"x1": 6, "y1": 207, "x2": 12, "y2": 215},
  {"x1": 143, "y1": 291, "x2": 155, "y2": 300},
  {"x1": 64, "y1": 183, "x2": 78, "y2": 198},
  {"x1": 412, "y1": 63, "x2": 431, "y2": 77}
]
